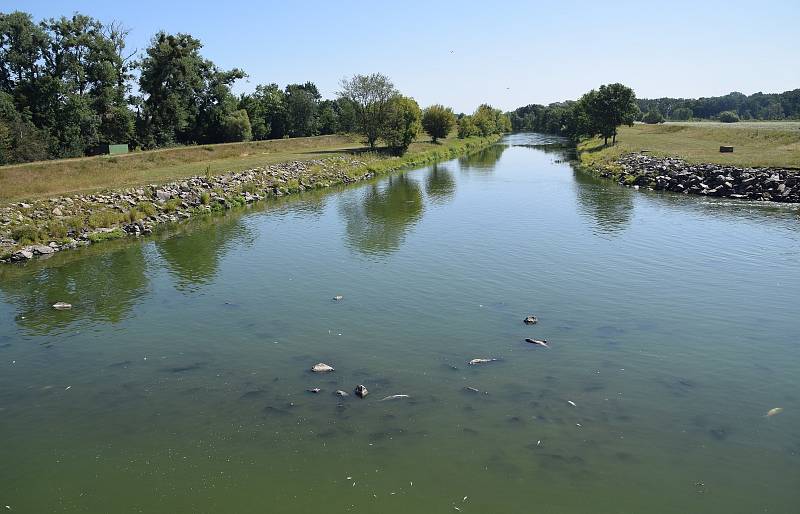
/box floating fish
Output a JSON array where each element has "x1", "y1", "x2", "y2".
[
  {"x1": 52, "y1": 302, "x2": 72, "y2": 310},
  {"x1": 307, "y1": 388, "x2": 321, "y2": 394},
  {"x1": 380, "y1": 394, "x2": 410, "y2": 401},
  {"x1": 311, "y1": 363, "x2": 334, "y2": 373},
  {"x1": 332, "y1": 295, "x2": 343, "y2": 301},
  {"x1": 525, "y1": 338, "x2": 549, "y2": 348},
  {"x1": 468, "y1": 358, "x2": 499, "y2": 365},
  {"x1": 766, "y1": 407, "x2": 784, "y2": 417},
  {"x1": 567, "y1": 400, "x2": 576, "y2": 407}
]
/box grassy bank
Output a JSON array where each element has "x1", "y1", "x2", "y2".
[
  {"x1": 578, "y1": 122, "x2": 800, "y2": 169},
  {"x1": 0, "y1": 134, "x2": 362, "y2": 202},
  {"x1": 1, "y1": 134, "x2": 501, "y2": 261}
]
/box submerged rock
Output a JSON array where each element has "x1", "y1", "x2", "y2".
[{"x1": 523, "y1": 315, "x2": 538, "y2": 324}]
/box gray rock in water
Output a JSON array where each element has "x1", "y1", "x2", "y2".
[
  {"x1": 311, "y1": 363, "x2": 334, "y2": 373},
  {"x1": 523, "y1": 315, "x2": 538, "y2": 324},
  {"x1": 354, "y1": 384, "x2": 368, "y2": 398}
]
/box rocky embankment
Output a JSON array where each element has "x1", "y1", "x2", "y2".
[
  {"x1": 594, "y1": 153, "x2": 800, "y2": 203},
  {"x1": 1, "y1": 157, "x2": 370, "y2": 263}
]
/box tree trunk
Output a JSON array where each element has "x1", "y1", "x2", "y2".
[
  {"x1": 603, "y1": 136, "x2": 608, "y2": 146},
  {"x1": 612, "y1": 131, "x2": 617, "y2": 145}
]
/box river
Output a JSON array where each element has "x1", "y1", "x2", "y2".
[{"x1": 1, "y1": 133, "x2": 798, "y2": 513}]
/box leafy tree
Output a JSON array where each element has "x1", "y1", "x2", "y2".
[
  {"x1": 335, "y1": 97, "x2": 357, "y2": 133},
  {"x1": 338, "y1": 73, "x2": 397, "y2": 148},
  {"x1": 718, "y1": 110, "x2": 739, "y2": 123},
  {"x1": 583, "y1": 83, "x2": 638, "y2": 145},
  {"x1": 381, "y1": 95, "x2": 421, "y2": 154},
  {"x1": 221, "y1": 109, "x2": 251, "y2": 142},
  {"x1": 670, "y1": 107, "x2": 693, "y2": 121},
  {"x1": 457, "y1": 115, "x2": 477, "y2": 138},
  {"x1": 317, "y1": 99, "x2": 339, "y2": 135},
  {"x1": 284, "y1": 82, "x2": 320, "y2": 137},
  {"x1": 421, "y1": 104, "x2": 456, "y2": 142},
  {"x1": 642, "y1": 109, "x2": 664, "y2": 124},
  {"x1": 239, "y1": 83, "x2": 286, "y2": 140},
  {"x1": 472, "y1": 104, "x2": 497, "y2": 136},
  {"x1": 0, "y1": 91, "x2": 49, "y2": 164},
  {"x1": 137, "y1": 31, "x2": 244, "y2": 147}
]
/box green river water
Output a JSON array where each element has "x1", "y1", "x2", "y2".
[{"x1": 1, "y1": 134, "x2": 798, "y2": 513}]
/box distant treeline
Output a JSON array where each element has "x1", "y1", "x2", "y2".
[
  {"x1": 0, "y1": 11, "x2": 509, "y2": 165},
  {"x1": 511, "y1": 89, "x2": 800, "y2": 137},
  {"x1": 636, "y1": 90, "x2": 800, "y2": 121}
]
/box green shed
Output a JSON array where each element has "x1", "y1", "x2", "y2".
[{"x1": 107, "y1": 144, "x2": 129, "y2": 155}]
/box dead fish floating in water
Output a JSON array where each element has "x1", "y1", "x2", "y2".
[
  {"x1": 380, "y1": 394, "x2": 410, "y2": 401},
  {"x1": 307, "y1": 387, "x2": 321, "y2": 394},
  {"x1": 523, "y1": 315, "x2": 538, "y2": 325},
  {"x1": 335, "y1": 390, "x2": 349, "y2": 397},
  {"x1": 52, "y1": 302, "x2": 72, "y2": 310},
  {"x1": 332, "y1": 295, "x2": 344, "y2": 301},
  {"x1": 468, "y1": 358, "x2": 499, "y2": 365},
  {"x1": 766, "y1": 407, "x2": 784, "y2": 417},
  {"x1": 311, "y1": 363, "x2": 335, "y2": 373},
  {"x1": 525, "y1": 338, "x2": 549, "y2": 348}
]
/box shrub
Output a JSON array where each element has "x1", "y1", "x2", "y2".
[
  {"x1": 11, "y1": 224, "x2": 42, "y2": 244},
  {"x1": 87, "y1": 210, "x2": 125, "y2": 228},
  {"x1": 718, "y1": 111, "x2": 740, "y2": 123},
  {"x1": 127, "y1": 208, "x2": 143, "y2": 222},
  {"x1": 200, "y1": 191, "x2": 211, "y2": 205},
  {"x1": 137, "y1": 201, "x2": 158, "y2": 217},
  {"x1": 47, "y1": 220, "x2": 69, "y2": 239},
  {"x1": 422, "y1": 105, "x2": 456, "y2": 143},
  {"x1": 163, "y1": 198, "x2": 182, "y2": 212},
  {"x1": 642, "y1": 110, "x2": 665, "y2": 124}
]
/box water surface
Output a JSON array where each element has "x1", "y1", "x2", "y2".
[{"x1": 1, "y1": 134, "x2": 798, "y2": 513}]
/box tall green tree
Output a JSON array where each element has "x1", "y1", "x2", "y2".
[
  {"x1": 338, "y1": 73, "x2": 397, "y2": 148},
  {"x1": 239, "y1": 83, "x2": 286, "y2": 140},
  {"x1": 421, "y1": 104, "x2": 456, "y2": 142},
  {"x1": 582, "y1": 83, "x2": 638, "y2": 145},
  {"x1": 284, "y1": 82, "x2": 320, "y2": 137},
  {"x1": 137, "y1": 32, "x2": 244, "y2": 147},
  {"x1": 381, "y1": 95, "x2": 421, "y2": 154}
]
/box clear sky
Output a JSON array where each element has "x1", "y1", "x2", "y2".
[{"x1": 16, "y1": 0, "x2": 800, "y2": 112}]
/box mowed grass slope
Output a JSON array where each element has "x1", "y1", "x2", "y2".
[
  {"x1": 579, "y1": 122, "x2": 800, "y2": 169},
  {"x1": 0, "y1": 134, "x2": 364, "y2": 202}
]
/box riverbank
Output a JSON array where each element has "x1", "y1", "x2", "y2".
[
  {"x1": 0, "y1": 135, "x2": 500, "y2": 263},
  {"x1": 575, "y1": 123, "x2": 800, "y2": 204},
  {"x1": 578, "y1": 122, "x2": 800, "y2": 169}
]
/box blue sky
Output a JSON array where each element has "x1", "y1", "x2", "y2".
[{"x1": 15, "y1": 0, "x2": 800, "y2": 112}]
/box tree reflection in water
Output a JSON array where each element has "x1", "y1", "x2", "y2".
[{"x1": 339, "y1": 173, "x2": 424, "y2": 256}]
